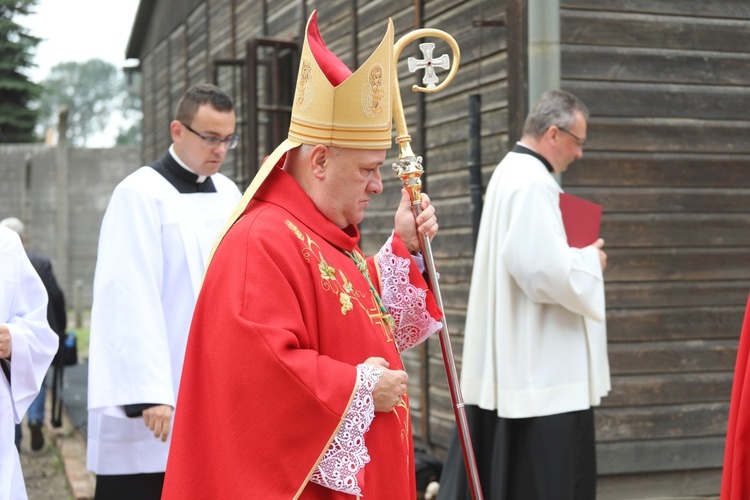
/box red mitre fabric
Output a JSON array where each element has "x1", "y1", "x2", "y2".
[
  {"x1": 307, "y1": 11, "x2": 352, "y2": 86},
  {"x1": 721, "y1": 293, "x2": 750, "y2": 499}
]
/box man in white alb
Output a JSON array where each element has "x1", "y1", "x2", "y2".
[
  {"x1": 438, "y1": 90, "x2": 609, "y2": 500},
  {"x1": 87, "y1": 83, "x2": 242, "y2": 499}
]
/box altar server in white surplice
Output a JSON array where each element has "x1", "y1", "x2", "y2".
[
  {"x1": 0, "y1": 225, "x2": 58, "y2": 500},
  {"x1": 87, "y1": 83, "x2": 242, "y2": 500},
  {"x1": 438, "y1": 90, "x2": 610, "y2": 500}
]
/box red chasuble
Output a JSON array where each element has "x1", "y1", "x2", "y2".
[
  {"x1": 163, "y1": 165, "x2": 438, "y2": 499},
  {"x1": 721, "y1": 293, "x2": 750, "y2": 500}
]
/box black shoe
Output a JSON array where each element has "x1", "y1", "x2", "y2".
[{"x1": 29, "y1": 420, "x2": 44, "y2": 451}]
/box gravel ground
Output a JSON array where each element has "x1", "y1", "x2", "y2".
[
  {"x1": 18, "y1": 363, "x2": 95, "y2": 500},
  {"x1": 18, "y1": 419, "x2": 74, "y2": 500}
]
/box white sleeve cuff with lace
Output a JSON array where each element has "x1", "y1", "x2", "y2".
[
  {"x1": 377, "y1": 234, "x2": 442, "y2": 352},
  {"x1": 310, "y1": 363, "x2": 382, "y2": 495}
]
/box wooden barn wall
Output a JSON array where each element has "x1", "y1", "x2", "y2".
[
  {"x1": 131, "y1": 0, "x2": 507, "y2": 458},
  {"x1": 558, "y1": 0, "x2": 750, "y2": 497},
  {"x1": 355, "y1": 0, "x2": 507, "y2": 463},
  {"x1": 128, "y1": 0, "x2": 750, "y2": 496},
  {"x1": 132, "y1": 0, "x2": 505, "y2": 470},
  {"x1": 123, "y1": 0, "x2": 750, "y2": 496}
]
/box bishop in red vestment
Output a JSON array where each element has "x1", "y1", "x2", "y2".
[{"x1": 163, "y1": 11, "x2": 442, "y2": 499}]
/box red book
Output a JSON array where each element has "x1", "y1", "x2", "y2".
[{"x1": 559, "y1": 193, "x2": 602, "y2": 248}]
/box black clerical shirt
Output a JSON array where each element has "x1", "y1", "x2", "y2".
[
  {"x1": 512, "y1": 143, "x2": 554, "y2": 173},
  {"x1": 149, "y1": 152, "x2": 217, "y2": 193}
]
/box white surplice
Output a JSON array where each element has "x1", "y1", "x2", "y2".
[
  {"x1": 461, "y1": 150, "x2": 610, "y2": 419},
  {"x1": 87, "y1": 164, "x2": 240, "y2": 474},
  {"x1": 0, "y1": 227, "x2": 58, "y2": 500}
]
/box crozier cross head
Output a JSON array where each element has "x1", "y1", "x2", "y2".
[{"x1": 407, "y1": 42, "x2": 451, "y2": 89}]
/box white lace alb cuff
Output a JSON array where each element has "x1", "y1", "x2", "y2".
[{"x1": 310, "y1": 363, "x2": 382, "y2": 495}]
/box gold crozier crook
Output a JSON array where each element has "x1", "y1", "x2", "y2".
[{"x1": 391, "y1": 30, "x2": 484, "y2": 500}]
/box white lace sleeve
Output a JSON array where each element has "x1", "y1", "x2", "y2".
[
  {"x1": 310, "y1": 363, "x2": 382, "y2": 495},
  {"x1": 376, "y1": 234, "x2": 442, "y2": 352}
]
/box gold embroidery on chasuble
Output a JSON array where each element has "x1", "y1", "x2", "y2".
[
  {"x1": 394, "y1": 397, "x2": 412, "y2": 474},
  {"x1": 286, "y1": 220, "x2": 394, "y2": 341},
  {"x1": 286, "y1": 220, "x2": 411, "y2": 473}
]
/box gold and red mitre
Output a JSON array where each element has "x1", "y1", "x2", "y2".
[
  {"x1": 208, "y1": 11, "x2": 395, "y2": 263},
  {"x1": 288, "y1": 10, "x2": 394, "y2": 150}
]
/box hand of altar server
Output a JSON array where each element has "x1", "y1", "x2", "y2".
[
  {"x1": 364, "y1": 357, "x2": 409, "y2": 412},
  {"x1": 0, "y1": 325, "x2": 11, "y2": 359},
  {"x1": 143, "y1": 404, "x2": 173, "y2": 442},
  {"x1": 590, "y1": 238, "x2": 607, "y2": 271},
  {"x1": 395, "y1": 189, "x2": 438, "y2": 254}
]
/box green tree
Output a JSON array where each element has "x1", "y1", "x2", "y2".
[
  {"x1": 116, "y1": 69, "x2": 142, "y2": 145},
  {"x1": 115, "y1": 123, "x2": 141, "y2": 145},
  {"x1": 37, "y1": 58, "x2": 125, "y2": 147},
  {"x1": 0, "y1": 0, "x2": 42, "y2": 143}
]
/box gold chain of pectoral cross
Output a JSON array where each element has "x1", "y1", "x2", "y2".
[{"x1": 344, "y1": 249, "x2": 396, "y2": 332}]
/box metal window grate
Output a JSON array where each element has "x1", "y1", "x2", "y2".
[
  {"x1": 211, "y1": 37, "x2": 298, "y2": 188},
  {"x1": 246, "y1": 38, "x2": 299, "y2": 181}
]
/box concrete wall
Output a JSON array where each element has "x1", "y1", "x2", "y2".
[{"x1": 0, "y1": 144, "x2": 141, "y2": 308}]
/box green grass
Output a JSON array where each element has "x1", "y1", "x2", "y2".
[
  {"x1": 72, "y1": 325, "x2": 89, "y2": 357},
  {"x1": 68, "y1": 308, "x2": 90, "y2": 359}
]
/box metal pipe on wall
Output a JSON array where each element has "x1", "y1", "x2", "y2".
[
  {"x1": 468, "y1": 94, "x2": 483, "y2": 251},
  {"x1": 412, "y1": 0, "x2": 432, "y2": 453}
]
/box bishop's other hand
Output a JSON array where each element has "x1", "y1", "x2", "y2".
[{"x1": 364, "y1": 356, "x2": 409, "y2": 412}]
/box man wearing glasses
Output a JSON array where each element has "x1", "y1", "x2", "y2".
[
  {"x1": 438, "y1": 90, "x2": 609, "y2": 500},
  {"x1": 87, "y1": 83, "x2": 241, "y2": 499}
]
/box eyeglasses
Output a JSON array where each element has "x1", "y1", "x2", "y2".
[
  {"x1": 181, "y1": 122, "x2": 239, "y2": 149},
  {"x1": 557, "y1": 126, "x2": 586, "y2": 147}
]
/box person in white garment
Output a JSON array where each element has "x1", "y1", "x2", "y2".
[
  {"x1": 1, "y1": 216, "x2": 67, "y2": 454},
  {"x1": 438, "y1": 90, "x2": 609, "y2": 500},
  {"x1": 0, "y1": 225, "x2": 58, "y2": 500},
  {"x1": 86, "y1": 83, "x2": 242, "y2": 499}
]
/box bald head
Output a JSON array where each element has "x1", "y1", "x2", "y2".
[{"x1": 0, "y1": 217, "x2": 25, "y2": 238}]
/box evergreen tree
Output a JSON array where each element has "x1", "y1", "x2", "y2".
[{"x1": 0, "y1": 0, "x2": 42, "y2": 143}]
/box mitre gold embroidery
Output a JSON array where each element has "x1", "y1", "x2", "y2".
[
  {"x1": 295, "y1": 59, "x2": 314, "y2": 111},
  {"x1": 361, "y1": 64, "x2": 386, "y2": 118}
]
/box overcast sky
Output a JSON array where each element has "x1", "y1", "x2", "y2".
[
  {"x1": 21, "y1": 0, "x2": 141, "y2": 82},
  {"x1": 19, "y1": 0, "x2": 141, "y2": 146}
]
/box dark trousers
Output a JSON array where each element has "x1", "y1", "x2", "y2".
[
  {"x1": 95, "y1": 472, "x2": 165, "y2": 500},
  {"x1": 437, "y1": 406, "x2": 597, "y2": 500}
]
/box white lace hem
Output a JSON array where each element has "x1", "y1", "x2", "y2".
[{"x1": 310, "y1": 364, "x2": 382, "y2": 495}]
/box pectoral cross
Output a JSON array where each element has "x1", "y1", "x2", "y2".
[
  {"x1": 367, "y1": 296, "x2": 394, "y2": 343},
  {"x1": 407, "y1": 42, "x2": 451, "y2": 89}
]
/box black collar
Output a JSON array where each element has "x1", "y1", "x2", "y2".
[
  {"x1": 512, "y1": 143, "x2": 554, "y2": 173},
  {"x1": 149, "y1": 153, "x2": 216, "y2": 193}
]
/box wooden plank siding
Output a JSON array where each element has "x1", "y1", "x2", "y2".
[
  {"x1": 560, "y1": 0, "x2": 750, "y2": 496},
  {"x1": 359, "y1": 0, "x2": 507, "y2": 466},
  {"x1": 128, "y1": 0, "x2": 749, "y2": 496}
]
